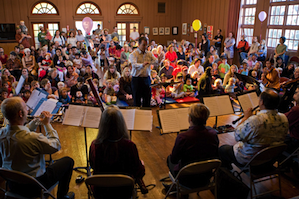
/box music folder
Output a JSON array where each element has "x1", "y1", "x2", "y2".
[
  {"x1": 202, "y1": 94, "x2": 234, "y2": 117},
  {"x1": 62, "y1": 105, "x2": 102, "y2": 129},
  {"x1": 26, "y1": 88, "x2": 49, "y2": 110},
  {"x1": 119, "y1": 109, "x2": 153, "y2": 132},
  {"x1": 157, "y1": 108, "x2": 189, "y2": 134},
  {"x1": 237, "y1": 91, "x2": 259, "y2": 112},
  {"x1": 30, "y1": 98, "x2": 62, "y2": 117}
]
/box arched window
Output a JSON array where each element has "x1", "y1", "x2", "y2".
[
  {"x1": 117, "y1": 3, "x2": 139, "y2": 15},
  {"x1": 76, "y1": 2, "x2": 100, "y2": 14},
  {"x1": 32, "y1": 2, "x2": 58, "y2": 14}
]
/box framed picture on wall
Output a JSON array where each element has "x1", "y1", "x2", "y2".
[
  {"x1": 153, "y1": 27, "x2": 158, "y2": 35},
  {"x1": 144, "y1": 27, "x2": 150, "y2": 35},
  {"x1": 165, "y1": 27, "x2": 170, "y2": 35},
  {"x1": 159, "y1": 27, "x2": 164, "y2": 35},
  {"x1": 172, "y1": 26, "x2": 178, "y2": 35},
  {"x1": 182, "y1": 23, "x2": 187, "y2": 35}
]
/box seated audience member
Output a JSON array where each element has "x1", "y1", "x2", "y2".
[
  {"x1": 89, "y1": 106, "x2": 147, "y2": 197},
  {"x1": 103, "y1": 80, "x2": 117, "y2": 105},
  {"x1": 219, "y1": 89, "x2": 288, "y2": 169},
  {"x1": 188, "y1": 58, "x2": 204, "y2": 77},
  {"x1": 22, "y1": 89, "x2": 31, "y2": 102},
  {"x1": 6, "y1": 51, "x2": 23, "y2": 80},
  {"x1": 81, "y1": 50, "x2": 96, "y2": 71},
  {"x1": 240, "y1": 36, "x2": 259, "y2": 64},
  {"x1": 171, "y1": 73, "x2": 185, "y2": 99},
  {"x1": 30, "y1": 80, "x2": 40, "y2": 92},
  {"x1": 151, "y1": 80, "x2": 165, "y2": 106},
  {"x1": 159, "y1": 60, "x2": 174, "y2": 81},
  {"x1": 257, "y1": 40, "x2": 267, "y2": 61},
  {"x1": 165, "y1": 103, "x2": 219, "y2": 189},
  {"x1": 211, "y1": 63, "x2": 220, "y2": 81},
  {"x1": 0, "y1": 47, "x2": 8, "y2": 65},
  {"x1": 284, "y1": 88, "x2": 299, "y2": 154},
  {"x1": 239, "y1": 62, "x2": 249, "y2": 76},
  {"x1": 40, "y1": 78, "x2": 57, "y2": 99},
  {"x1": 213, "y1": 78, "x2": 225, "y2": 94},
  {"x1": 183, "y1": 77, "x2": 195, "y2": 97},
  {"x1": 47, "y1": 68, "x2": 60, "y2": 88},
  {"x1": 294, "y1": 67, "x2": 299, "y2": 79},
  {"x1": 103, "y1": 65, "x2": 121, "y2": 86},
  {"x1": 0, "y1": 97, "x2": 74, "y2": 199},
  {"x1": 160, "y1": 74, "x2": 172, "y2": 97},
  {"x1": 276, "y1": 56, "x2": 285, "y2": 69},
  {"x1": 197, "y1": 67, "x2": 213, "y2": 96},
  {"x1": 172, "y1": 61, "x2": 184, "y2": 79},
  {"x1": 0, "y1": 88, "x2": 9, "y2": 102},
  {"x1": 225, "y1": 77, "x2": 236, "y2": 93},
  {"x1": 83, "y1": 65, "x2": 99, "y2": 81},
  {"x1": 202, "y1": 54, "x2": 215, "y2": 69},
  {"x1": 3, "y1": 69, "x2": 16, "y2": 85},
  {"x1": 39, "y1": 53, "x2": 52, "y2": 80},
  {"x1": 264, "y1": 61, "x2": 280, "y2": 90},
  {"x1": 281, "y1": 63, "x2": 295, "y2": 79},
  {"x1": 22, "y1": 48, "x2": 36, "y2": 77},
  {"x1": 70, "y1": 77, "x2": 88, "y2": 104},
  {"x1": 73, "y1": 53, "x2": 82, "y2": 71},
  {"x1": 176, "y1": 45, "x2": 186, "y2": 61},
  {"x1": 118, "y1": 67, "x2": 134, "y2": 106},
  {"x1": 237, "y1": 35, "x2": 250, "y2": 63},
  {"x1": 150, "y1": 70, "x2": 160, "y2": 84},
  {"x1": 22, "y1": 68, "x2": 34, "y2": 84},
  {"x1": 218, "y1": 56, "x2": 230, "y2": 79},
  {"x1": 249, "y1": 61, "x2": 262, "y2": 79},
  {"x1": 65, "y1": 65, "x2": 79, "y2": 88},
  {"x1": 247, "y1": 53, "x2": 258, "y2": 70},
  {"x1": 223, "y1": 65, "x2": 238, "y2": 86},
  {"x1": 59, "y1": 87, "x2": 71, "y2": 104}
]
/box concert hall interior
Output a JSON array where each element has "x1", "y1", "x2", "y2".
[{"x1": 0, "y1": 0, "x2": 299, "y2": 198}]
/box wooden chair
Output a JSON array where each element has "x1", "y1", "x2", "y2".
[
  {"x1": 164, "y1": 159, "x2": 222, "y2": 199},
  {"x1": 0, "y1": 168, "x2": 57, "y2": 199},
  {"x1": 233, "y1": 144, "x2": 286, "y2": 199},
  {"x1": 85, "y1": 174, "x2": 137, "y2": 199}
]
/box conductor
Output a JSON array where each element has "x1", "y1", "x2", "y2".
[{"x1": 129, "y1": 37, "x2": 157, "y2": 107}]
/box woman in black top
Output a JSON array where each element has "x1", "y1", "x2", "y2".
[
  {"x1": 281, "y1": 63, "x2": 295, "y2": 79},
  {"x1": 200, "y1": 33, "x2": 210, "y2": 56},
  {"x1": 118, "y1": 67, "x2": 134, "y2": 106},
  {"x1": 176, "y1": 45, "x2": 185, "y2": 61}
]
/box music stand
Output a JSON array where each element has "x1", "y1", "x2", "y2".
[{"x1": 151, "y1": 81, "x2": 180, "y2": 109}]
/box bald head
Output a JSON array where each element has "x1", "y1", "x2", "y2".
[
  {"x1": 1, "y1": 97, "x2": 26, "y2": 124},
  {"x1": 260, "y1": 89, "x2": 280, "y2": 110}
]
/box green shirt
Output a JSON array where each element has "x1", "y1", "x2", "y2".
[
  {"x1": 276, "y1": 44, "x2": 287, "y2": 55},
  {"x1": 218, "y1": 63, "x2": 230, "y2": 79},
  {"x1": 38, "y1": 32, "x2": 47, "y2": 46},
  {"x1": 183, "y1": 84, "x2": 193, "y2": 92}
]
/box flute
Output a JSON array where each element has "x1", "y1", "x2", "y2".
[
  {"x1": 232, "y1": 106, "x2": 259, "y2": 125},
  {"x1": 27, "y1": 114, "x2": 63, "y2": 118}
]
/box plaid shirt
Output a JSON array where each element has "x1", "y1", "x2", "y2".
[{"x1": 233, "y1": 109, "x2": 288, "y2": 165}]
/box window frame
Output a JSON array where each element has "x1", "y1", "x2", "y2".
[
  {"x1": 116, "y1": 3, "x2": 140, "y2": 15},
  {"x1": 267, "y1": 0, "x2": 299, "y2": 51},
  {"x1": 75, "y1": 1, "x2": 101, "y2": 15},
  {"x1": 31, "y1": 1, "x2": 59, "y2": 15}
]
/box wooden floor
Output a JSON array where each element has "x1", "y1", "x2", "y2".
[{"x1": 29, "y1": 103, "x2": 299, "y2": 198}]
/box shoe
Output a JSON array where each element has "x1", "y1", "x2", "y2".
[{"x1": 63, "y1": 192, "x2": 75, "y2": 199}]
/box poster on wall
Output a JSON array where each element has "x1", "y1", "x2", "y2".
[
  {"x1": 172, "y1": 27, "x2": 178, "y2": 35},
  {"x1": 165, "y1": 27, "x2": 170, "y2": 35},
  {"x1": 159, "y1": 27, "x2": 164, "y2": 35},
  {"x1": 153, "y1": 27, "x2": 158, "y2": 35},
  {"x1": 182, "y1": 23, "x2": 187, "y2": 35},
  {"x1": 207, "y1": 25, "x2": 213, "y2": 40},
  {"x1": 144, "y1": 27, "x2": 150, "y2": 35}
]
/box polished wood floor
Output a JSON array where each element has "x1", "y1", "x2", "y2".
[{"x1": 10, "y1": 103, "x2": 299, "y2": 199}]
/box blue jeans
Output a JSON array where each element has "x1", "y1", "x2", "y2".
[{"x1": 239, "y1": 52, "x2": 248, "y2": 63}]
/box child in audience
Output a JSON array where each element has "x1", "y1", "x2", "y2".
[
  {"x1": 19, "y1": 20, "x2": 28, "y2": 34},
  {"x1": 73, "y1": 53, "x2": 82, "y2": 72},
  {"x1": 22, "y1": 90, "x2": 31, "y2": 102},
  {"x1": 239, "y1": 62, "x2": 249, "y2": 75},
  {"x1": 99, "y1": 46, "x2": 107, "y2": 68},
  {"x1": 39, "y1": 53, "x2": 52, "y2": 79},
  {"x1": 251, "y1": 70, "x2": 258, "y2": 80},
  {"x1": 59, "y1": 87, "x2": 71, "y2": 104},
  {"x1": 54, "y1": 82, "x2": 65, "y2": 98},
  {"x1": 70, "y1": 77, "x2": 89, "y2": 104},
  {"x1": 225, "y1": 77, "x2": 236, "y2": 93},
  {"x1": 213, "y1": 78, "x2": 225, "y2": 94},
  {"x1": 191, "y1": 71, "x2": 199, "y2": 87},
  {"x1": 183, "y1": 77, "x2": 195, "y2": 97},
  {"x1": 2, "y1": 82, "x2": 12, "y2": 95},
  {"x1": 172, "y1": 73, "x2": 185, "y2": 99},
  {"x1": 151, "y1": 80, "x2": 165, "y2": 106},
  {"x1": 218, "y1": 56, "x2": 230, "y2": 79},
  {"x1": 103, "y1": 79, "x2": 117, "y2": 105},
  {"x1": 0, "y1": 88, "x2": 9, "y2": 101},
  {"x1": 160, "y1": 74, "x2": 172, "y2": 97},
  {"x1": 30, "y1": 80, "x2": 40, "y2": 92},
  {"x1": 151, "y1": 70, "x2": 160, "y2": 84}
]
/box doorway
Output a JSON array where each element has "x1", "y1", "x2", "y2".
[
  {"x1": 117, "y1": 22, "x2": 139, "y2": 46},
  {"x1": 32, "y1": 22, "x2": 59, "y2": 49}
]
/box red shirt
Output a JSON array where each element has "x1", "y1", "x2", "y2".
[
  {"x1": 109, "y1": 46, "x2": 116, "y2": 57},
  {"x1": 165, "y1": 51, "x2": 177, "y2": 63},
  {"x1": 0, "y1": 54, "x2": 8, "y2": 65}
]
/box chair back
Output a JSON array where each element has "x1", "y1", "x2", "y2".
[
  {"x1": 247, "y1": 144, "x2": 286, "y2": 167},
  {"x1": 0, "y1": 168, "x2": 42, "y2": 186},
  {"x1": 85, "y1": 174, "x2": 135, "y2": 188},
  {"x1": 177, "y1": 159, "x2": 222, "y2": 180}
]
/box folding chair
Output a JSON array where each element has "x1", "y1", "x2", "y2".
[
  {"x1": 233, "y1": 144, "x2": 286, "y2": 199},
  {"x1": 164, "y1": 159, "x2": 222, "y2": 199},
  {"x1": 0, "y1": 168, "x2": 57, "y2": 199},
  {"x1": 280, "y1": 146, "x2": 299, "y2": 170},
  {"x1": 85, "y1": 174, "x2": 137, "y2": 199}
]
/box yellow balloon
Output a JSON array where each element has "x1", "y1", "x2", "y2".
[{"x1": 192, "y1": 19, "x2": 202, "y2": 32}]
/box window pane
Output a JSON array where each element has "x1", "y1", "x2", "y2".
[
  {"x1": 117, "y1": 4, "x2": 138, "y2": 15},
  {"x1": 32, "y1": 2, "x2": 57, "y2": 14},
  {"x1": 76, "y1": 3, "x2": 100, "y2": 14}
]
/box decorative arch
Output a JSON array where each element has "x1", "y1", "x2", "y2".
[
  {"x1": 117, "y1": 3, "x2": 139, "y2": 15},
  {"x1": 76, "y1": 2, "x2": 101, "y2": 15},
  {"x1": 32, "y1": 1, "x2": 58, "y2": 15}
]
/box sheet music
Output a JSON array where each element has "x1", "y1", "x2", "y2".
[
  {"x1": 15, "y1": 75, "x2": 25, "y2": 95},
  {"x1": 82, "y1": 107, "x2": 102, "y2": 128},
  {"x1": 62, "y1": 105, "x2": 85, "y2": 126},
  {"x1": 26, "y1": 89, "x2": 48, "y2": 110},
  {"x1": 203, "y1": 95, "x2": 234, "y2": 117},
  {"x1": 238, "y1": 92, "x2": 259, "y2": 112},
  {"x1": 176, "y1": 108, "x2": 189, "y2": 131},
  {"x1": 33, "y1": 99, "x2": 57, "y2": 117},
  {"x1": 158, "y1": 109, "x2": 180, "y2": 133},
  {"x1": 120, "y1": 109, "x2": 135, "y2": 130},
  {"x1": 134, "y1": 110, "x2": 152, "y2": 132}
]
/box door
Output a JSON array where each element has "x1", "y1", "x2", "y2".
[
  {"x1": 117, "y1": 22, "x2": 139, "y2": 46},
  {"x1": 32, "y1": 22, "x2": 59, "y2": 49}
]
